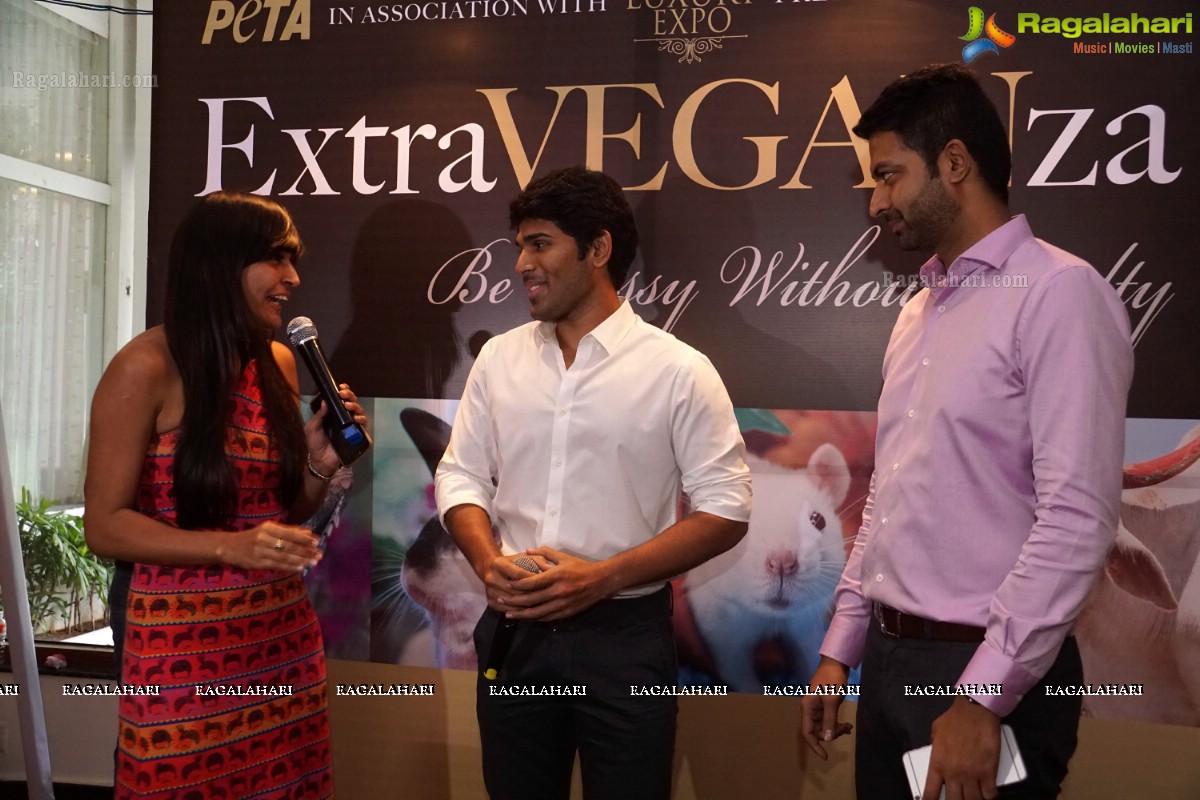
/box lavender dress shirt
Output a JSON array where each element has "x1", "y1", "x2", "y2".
[{"x1": 821, "y1": 215, "x2": 1134, "y2": 717}]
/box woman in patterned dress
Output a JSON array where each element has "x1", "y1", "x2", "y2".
[{"x1": 84, "y1": 192, "x2": 365, "y2": 799}]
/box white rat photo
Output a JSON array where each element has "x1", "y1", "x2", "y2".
[{"x1": 684, "y1": 443, "x2": 852, "y2": 692}]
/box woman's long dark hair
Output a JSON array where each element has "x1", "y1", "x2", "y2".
[{"x1": 164, "y1": 192, "x2": 307, "y2": 529}]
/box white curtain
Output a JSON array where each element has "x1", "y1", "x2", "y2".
[{"x1": 0, "y1": 0, "x2": 109, "y2": 503}]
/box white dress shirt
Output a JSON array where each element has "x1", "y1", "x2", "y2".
[{"x1": 435, "y1": 300, "x2": 752, "y2": 597}]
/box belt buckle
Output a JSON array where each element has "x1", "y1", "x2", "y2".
[{"x1": 874, "y1": 604, "x2": 899, "y2": 638}]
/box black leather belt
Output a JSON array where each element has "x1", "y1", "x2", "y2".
[{"x1": 873, "y1": 602, "x2": 986, "y2": 643}]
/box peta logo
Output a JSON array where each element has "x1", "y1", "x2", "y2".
[
  {"x1": 959, "y1": 7, "x2": 1016, "y2": 62},
  {"x1": 202, "y1": 0, "x2": 310, "y2": 44}
]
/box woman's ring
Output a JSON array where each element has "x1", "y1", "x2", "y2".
[{"x1": 274, "y1": 538, "x2": 285, "y2": 552}]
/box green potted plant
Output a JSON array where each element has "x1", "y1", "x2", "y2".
[{"x1": 5, "y1": 488, "x2": 113, "y2": 637}]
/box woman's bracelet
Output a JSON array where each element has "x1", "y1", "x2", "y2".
[{"x1": 306, "y1": 454, "x2": 342, "y2": 481}]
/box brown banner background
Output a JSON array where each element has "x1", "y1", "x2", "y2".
[{"x1": 148, "y1": 1, "x2": 1200, "y2": 725}]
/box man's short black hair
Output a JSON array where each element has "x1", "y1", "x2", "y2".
[
  {"x1": 509, "y1": 166, "x2": 639, "y2": 286},
  {"x1": 853, "y1": 64, "x2": 1011, "y2": 203}
]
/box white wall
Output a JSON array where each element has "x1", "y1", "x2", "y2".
[{"x1": 0, "y1": 674, "x2": 117, "y2": 786}]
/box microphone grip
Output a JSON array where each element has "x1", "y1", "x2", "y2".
[
  {"x1": 296, "y1": 338, "x2": 355, "y2": 428},
  {"x1": 296, "y1": 339, "x2": 371, "y2": 466}
]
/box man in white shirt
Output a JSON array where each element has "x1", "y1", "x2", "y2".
[{"x1": 435, "y1": 166, "x2": 752, "y2": 800}]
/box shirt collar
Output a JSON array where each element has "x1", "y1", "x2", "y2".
[
  {"x1": 919, "y1": 215, "x2": 1033, "y2": 291},
  {"x1": 534, "y1": 299, "x2": 637, "y2": 357}
]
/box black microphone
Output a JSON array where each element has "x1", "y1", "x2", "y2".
[
  {"x1": 482, "y1": 556, "x2": 541, "y2": 681},
  {"x1": 286, "y1": 316, "x2": 372, "y2": 466}
]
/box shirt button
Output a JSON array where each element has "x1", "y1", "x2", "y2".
[
  {"x1": 558, "y1": 409, "x2": 567, "y2": 416},
  {"x1": 875, "y1": 574, "x2": 884, "y2": 583},
  {"x1": 938, "y1": 305, "x2": 947, "y2": 313},
  {"x1": 907, "y1": 409, "x2": 915, "y2": 418},
  {"x1": 922, "y1": 357, "x2": 930, "y2": 366},
  {"x1": 881, "y1": 517, "x2": 888, "y2": 525},
  {"x1": 892, "y1": 462, "x2": 900, "y2": 471},
  {"x1": 549, "y1": 509, "x2": 558, "y2": 517},
  {"x1": 554, "y1": 459, "x2": 562, "y2": 467}
]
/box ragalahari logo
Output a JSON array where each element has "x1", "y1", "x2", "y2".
[{"x1": 960, "y1": 7, "x2": 1016, "y2": 62}]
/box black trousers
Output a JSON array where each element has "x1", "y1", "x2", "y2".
[
  {"x1": 855, "y1": 624, "x2": 1083, "y2": 800},
  {"x1": 474, "y1": 586, "x2": 678, "y2": 800}
]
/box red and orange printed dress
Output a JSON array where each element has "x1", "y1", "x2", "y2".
[{"x1": 116, "y1": 360, "x2": 333, "y2": 800}]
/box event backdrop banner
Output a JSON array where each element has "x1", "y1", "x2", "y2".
[{"x1": 148, "y1": 1, "x2": 1200, "y2": 724}]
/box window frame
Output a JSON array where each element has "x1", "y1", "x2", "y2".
[{"x1": 0, "y1": 0, "x2": 153, "y2": 648}]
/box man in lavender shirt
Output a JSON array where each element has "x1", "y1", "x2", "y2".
[{"x1": 799, "y1": 64, "x2": 1133, "y2": 799}]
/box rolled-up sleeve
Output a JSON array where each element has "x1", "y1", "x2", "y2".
[
  {"x1": 435, "y1": 345, "x2": 499, "y2": 525},
  {"x1": 672, "y1": 351, "x2": 752, "y2": 523}
]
